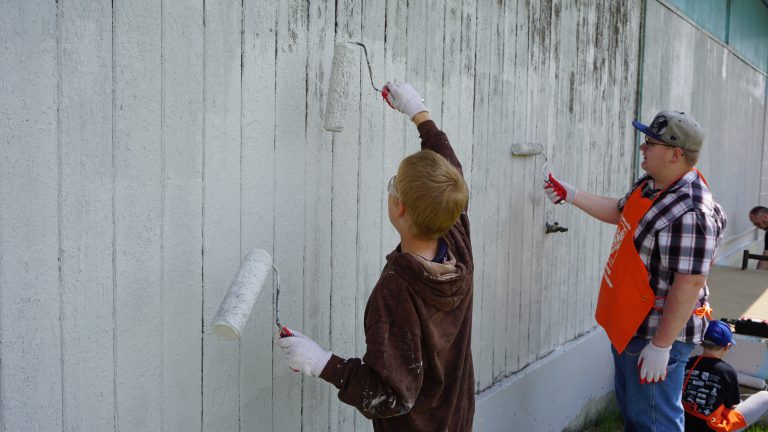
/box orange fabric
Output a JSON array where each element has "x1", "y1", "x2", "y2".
[
  {"x1": 683, "y1": 356, "x2": 748, "y2": 432},
  {"x1": 596, "y1": 169, "x2": 708, "y2": 354},
  {"x1": 595, "y1": 184, "x2": 656, "y2": 354},
  {"x1": 684, "y1": 401, "x2": 747, "y2": 431},
  {"x1": 694, "y1": 304, "x2": 713, "y2": 320}
]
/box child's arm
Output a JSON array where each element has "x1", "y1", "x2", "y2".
[
  {"x1": 320, "y1": 322, "x2": 424, "y2": 419},
  {"x1": 319, "y1": 284, "x2": 424, "y2": 418},
  {"x1": 383, "y1": 82, "x2": 463, "y2": 176},
  {"x1": 415, "y1": 115, "x2": 463, "y2": 176},
  {"x1": 276, "y1": 282, "x2": 424, "y2": 419}
]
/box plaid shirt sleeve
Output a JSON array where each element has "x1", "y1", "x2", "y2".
[{"x1": 657, "y1": 211, "x2": 719, "y2": 275}]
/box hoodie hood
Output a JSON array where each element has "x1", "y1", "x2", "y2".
[{"x1": 386, "y1": 244, "x2": 470, "y2": 312}]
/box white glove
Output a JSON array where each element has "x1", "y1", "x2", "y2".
[
  {"x1": 276, "y1": 329, "x2": 332, "y2": 377},
  {"x1": 637, "y1": 341, "x2": 671, "y2": 383},
  {"x1": 543, "y1": 174, "x2": 577, "y2": 204},
  {"x1": 382, "y1": 81, "x2": 428, "y2": 119}
]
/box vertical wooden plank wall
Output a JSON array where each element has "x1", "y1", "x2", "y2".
[
  {"x1": 241, "y1": 0, "x2": 277, "y2": 429},
  {"x1": 201, "y1": 1, "x2": 242, "y2": 430},
  {"x1": 273, "y1": 1, "x2": 308, "y2": 430},
  {"x1": 0, "y1": 2, "x2": 62, "y2": 431},
  {"x1": 113, "y1": 0, "x2": 164, "y2": 430},
  {"x1": 161, "y1": 1, "x2": 204, "y2": 430},
  {"x1": 0, "y1": 1, "x2": 643, "y2": 431},
  {"x1": 302, "y1": 1, "x2": 335, "y2": 431},
  {"x1": 330, "y1": 1, "x2": 362, "y2": 431},
  {"x1": 59, "y1": 1, "x2": 115, "y2": 430}
]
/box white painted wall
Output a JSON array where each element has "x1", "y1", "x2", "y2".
[
  {"x1": 1, "y1": 1, "x2": 642, "y2": 431},
  {"x1": 474, "y1": 328, "x2": 614, "y2": 432}
]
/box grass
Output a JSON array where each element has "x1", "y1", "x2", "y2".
[
  {"x1": 584, "y1": 406, "x2": 768, "y2": 432},
  {"x1": 582, "y1": 406, "x2": 622, "y2": 432}
]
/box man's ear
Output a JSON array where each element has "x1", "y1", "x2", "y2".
[{"x1": 670, "y1": 147, "x2": 684, "y2": 163}]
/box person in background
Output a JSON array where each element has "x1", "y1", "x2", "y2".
[
  {"x1": 748, "y1": 206, "x2": 768, "y2": 270},
  {"x1": 683, "y1": 320, "x2": 768, "y2": 431},
  {"x1": 544, "y1": 111, "x2": 727, "y2": 431},
  {"x1": 276, "y1": 82, "x2": 475, "y2": 432}
]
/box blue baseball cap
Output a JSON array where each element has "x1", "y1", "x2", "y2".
[{"x1": 703, "y1": 320, "x2": 736, "y2": 347}]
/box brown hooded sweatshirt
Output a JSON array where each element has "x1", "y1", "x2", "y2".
[{"x1": 319, "y1": 120, "x2": 475, "y2": 431}]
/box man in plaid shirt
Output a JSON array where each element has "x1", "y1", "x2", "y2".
[{"x1": 544, "y1": 111, "x2": 726, "y2": 431}]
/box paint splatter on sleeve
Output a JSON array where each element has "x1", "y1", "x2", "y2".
[
  {"x1": 318, "y1": 284, "x2": 424, "y2": 419},
  {"x1": 319, "y1": 322, "x2": 423, "y2": 419}
]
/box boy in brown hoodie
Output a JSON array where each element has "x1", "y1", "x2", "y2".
[{"x1": 277, "y1": 81, "x2": 475, "y2": 431}]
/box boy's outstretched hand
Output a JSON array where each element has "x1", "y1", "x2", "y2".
[
  {"x1": 382, "y1": 81, "x2": 428, "y2": 119},
  {"x1": 276, "y1": 329, "x2": 332, "y2": 377}
]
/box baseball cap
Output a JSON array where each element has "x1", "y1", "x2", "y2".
[
  {"x1": 632, "y1": 111, "x2": 705, "y2": 152},
  {"x1": 702, "y1": 320, "x2": 736, "y2": 347}
]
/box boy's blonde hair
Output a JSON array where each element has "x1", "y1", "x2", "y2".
[{"x1": 395, "y1": 150, "x2": 468, "y2": 239}]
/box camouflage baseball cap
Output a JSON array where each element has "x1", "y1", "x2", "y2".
[{"x1": 632, "y1": 111, "x2": 705, "y2": 152}]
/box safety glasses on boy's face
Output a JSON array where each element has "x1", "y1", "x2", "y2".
[{"x1": 387, "y1": 175, "x2": 399, "y2": 199}]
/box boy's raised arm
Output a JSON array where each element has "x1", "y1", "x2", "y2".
[{"x1": 383, "y1": 82, "x2": 463, "y2": 176}]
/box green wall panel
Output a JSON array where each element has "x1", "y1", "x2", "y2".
[
  {"x1": 729, "y1": 0, "x2": 768, "y2": 72},
  {"x1": 666, "y1": 0, "x2": 729, "y2": 40}
]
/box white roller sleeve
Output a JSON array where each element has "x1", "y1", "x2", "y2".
[
  {"x1": 323, "y1": 42, "x2": 355, "y2": 132},
  {"x1": 212, "y1": 248, "x2": 273, "y2": 340},
  {"x1": 510, "y1": 143, "x2": 544, "y2": 156},
  {"x1": 738, "y1": 372, "x2": 768, "y2": 390}
]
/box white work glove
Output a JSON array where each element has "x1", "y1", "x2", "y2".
[
  {"x1": 276, "y1": 329, "x2": 332, "y2": 377},
  {"x1": 382, "y1": 81, "x2": 428, "y2": 119},
  {"x1": 637, "y1": 341, "x2": 671, "y2": 383},
  {"x1": 543, "y1": 174, "x2": 577, "y2": 204}
]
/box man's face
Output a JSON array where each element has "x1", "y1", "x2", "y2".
[
  {"x1": 639, "y1": 137, "x2": 676, "y2": 176},
  {"x1": 750, "y1": 212, "x2": 768, "y2": 230}
]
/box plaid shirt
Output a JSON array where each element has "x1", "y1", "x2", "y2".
[{"x1": 617, "y1": 170, "x2": 727, "y2": 343}]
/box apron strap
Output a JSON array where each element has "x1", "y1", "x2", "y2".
[{"x1": 651, "y1": 297, "x2": 713, "y2": 319}]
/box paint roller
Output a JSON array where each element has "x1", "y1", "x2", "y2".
[
  {"x1": 510, "y1": 143, "x2": 544, "y2": 157},
  {"x1": 212, "y1": 248, "x2": 292, "y2": 340},
  {"x1": 324, "y1": 41, "x2": 387, "y2": 133}
]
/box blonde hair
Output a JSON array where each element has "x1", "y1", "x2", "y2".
[{"x1": 395, "y1": 150, "x2": 468, "y2": 239}]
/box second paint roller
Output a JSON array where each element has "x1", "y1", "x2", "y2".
[
  {"x1": 211, "y1": 248, "x2": 291, "y2": 340},
  {"x1": 324, "y1": 42, "x2": 385, "y2": 133}
]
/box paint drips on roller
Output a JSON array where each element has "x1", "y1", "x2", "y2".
[{"x1": 212, "y1": 248, "x2": 274, "y2": 340}]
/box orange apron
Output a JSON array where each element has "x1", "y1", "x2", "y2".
[
  {"x1": 595, "y1": 182, "x2": 656, "y2": 354},
  {"x1": 595, "y1": 169, "x2": 711, "y2": 354},
  {"x1": 682, "y1": 356, "x2": 748, "y2": 432}
]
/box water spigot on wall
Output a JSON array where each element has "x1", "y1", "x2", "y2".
[{"x1": 545, "y1": 222, "x2": 568, "y2": 234}]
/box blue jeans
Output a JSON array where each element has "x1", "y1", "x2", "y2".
[{"x1": 611, "y1": 337, "x2": 695, "y2": 432}]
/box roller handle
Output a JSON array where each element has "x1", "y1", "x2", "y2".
[
  {"x1": 381, "y1": 88, "x2": 393, "y2": 108},
  {"x1": 277, "y1": 325, "x2": 298, "y2": 372}
]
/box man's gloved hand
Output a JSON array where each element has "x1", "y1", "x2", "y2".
[
  {"x1": 544, "y1": 174, "x2": 577, "y2": 204},
  {"x1": 276, "y1": 329, "x2": 332, "y2": 377},
  {"x1": 382, "y1": 81, "x2": 428, "y2": 119},
  {"x1": 637, "y1": 341, "x2": 671, "y2": 383}
]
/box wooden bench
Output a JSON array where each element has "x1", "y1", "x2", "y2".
[{"x1": 741, "y1": 249, "x2": 768, "y2": 270}]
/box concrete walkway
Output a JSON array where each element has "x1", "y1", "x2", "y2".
[{"x1": 708, "y1": 265, "x2": 768, "y2": 320}]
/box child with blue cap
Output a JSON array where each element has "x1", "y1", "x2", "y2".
[{"x1": 682, "y1": 320, "x2": 768, "y2": 431}]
